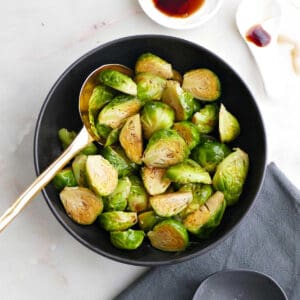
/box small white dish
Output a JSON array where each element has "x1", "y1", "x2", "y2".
[
  {"x1": 138, "y1": 0, "x2": 223, "y2": 30},
  {"x1": 236, "y1": 0, "x2": 284, "y2": 98}
]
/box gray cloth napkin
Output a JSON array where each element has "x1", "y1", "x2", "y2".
[{"x1": 116, "y1": 163, "x2": 300, "y2": 300}]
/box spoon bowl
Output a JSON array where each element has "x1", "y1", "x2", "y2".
[
  {"x1": 0, "y1": 63, "x2": 132, "y2": 232},
  {"x1": 79, "y1": 64, "x2": 133, "y2": 143}
]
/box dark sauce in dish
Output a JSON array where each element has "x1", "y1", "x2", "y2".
[
  {"x1": 153, "y1": 0, "x2": 205, "y2": 18},
  {"x1": 246, "y1": 25, "x2": 271, "y2": 47}
]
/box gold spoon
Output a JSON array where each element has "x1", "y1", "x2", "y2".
[{"x1": 0, "y1": 64, "x2": 133, "y2": 232}]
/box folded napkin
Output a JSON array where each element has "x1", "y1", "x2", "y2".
[{"x1": 116, "y1": 163, "x2": 300, "y2": 300}]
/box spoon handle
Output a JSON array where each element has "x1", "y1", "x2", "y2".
[{"x1": 0, "y1": 127, "x2": 92, "y2": 233}]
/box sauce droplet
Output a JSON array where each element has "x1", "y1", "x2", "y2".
[
  {"x1": 246, "y1": 25, "x2": 271, "y2": 47},
  {"x1": 153, "y1": 0, "x2": 205, "y2": 18}
]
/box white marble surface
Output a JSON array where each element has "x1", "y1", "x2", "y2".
[{"x1": 0, "y1": 0, "x2": 299, "y2": 299}]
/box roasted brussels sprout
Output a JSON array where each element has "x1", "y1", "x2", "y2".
[
  {"x1": 104, "y1": 177, "x2": 131, "y2": 211},
  {"x1": 110, "y1": 229, "x2": 145, "y2": 250},
  {"x1": 150, "y1": 192, "x2": 192, "y2": 217},
  {"x1": 98, "y1": 69, "x2": 137, "y2": 95},
  {"x1": 173, "y1": 121, "x2": 200, "y2": 150},
  {"x1": 179, "y1": 183, "x2": 214, "y2": 218},
  {"x1": 60, "y1": 187, "x2": 103, "y2": 225},
  {"x1": 105, "y1": 127, "x2": 120, "y2": 147},
  {"x1": 135, "y1": 53, "x2": 173, "y2": 79},
  {"x1": 182, "y1": 68, "x2": 221, "y2": 101},
  {"x1": 213, "y1": 148, "x2": 249, "y2": 205},
  {"x1": 138, "y1": 211, "x2": 164, "y2": 232},
  {"x1": 88, "y1": 85, "x2": 115, "y2": 137},
  {"x1": 162, "y1": 80, "x2": 194, "y2": 121},
  {"x1": 141, "y1": 167, "x2": 171, "y2": 196},
  {"x1": 191, "y1": 140, "x2": 231, "y2": 173},
  {"x1": 58, "y1": 128, "x2": 98, "y2": 155},
  {"x1": 219, "y1": 104, "x2": 240, "y2": 143},
  {"x1": 148, "y1": 219, "x2": 189, "y2": 252},
  {"x1": 86, "y1": 155, "x2": 118, "y2": 196},
  {"x1": 135, "y1": 72, "x2": 166, "y2": 102},
  {"x1": 166, "y1": 159, "x2": 211, "y2": 184},
  {"x1": 141, "y1": 101, "x2": 175, "y2": 139},
  {"x1": 53, "y1": 168, "x2": 77, "y2": 191},
  {"x1": 183, "y1": 191, "x2": 226, "y2": 238},
  {"x1": 119, "y1": 114, "x2": 143, "y2": 164},
  {"x1": 99, "y1": 211, "x2": 137, "y2": 231},
  {"x1": 72, "y1": 154, "x2": 88, "y2": 187},
  {"x1": 127, "y1": 175, "x2": 148, "y2": 213},
  {"x1": 143, "y1": 129, "x2": 190, "y2": 168},
  {"x1": 192, "y1": 104, "x2": 218, "y2": 134},
  {"x1": 97, "y1": 95, "x2": 142, "y2": 129},
  {"x1": 101, "y1": 146, "x2": 137, "y2": 177}
]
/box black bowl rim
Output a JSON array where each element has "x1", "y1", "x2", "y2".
[{"x1": 33, "y1": 34, "x2": 267, "y2": 266}]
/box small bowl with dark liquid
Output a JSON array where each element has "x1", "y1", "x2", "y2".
[{"x1": 138, "y1": 0, "x2": 223, "y2": 30}]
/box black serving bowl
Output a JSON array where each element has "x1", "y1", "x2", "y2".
[{"x1": 34, "y1": 35, "x2": 266, "y2": 266}]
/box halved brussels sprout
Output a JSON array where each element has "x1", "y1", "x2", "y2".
[
  {"x1": 191, "y1": 140, "x2": 231, "y2": 173},
  {"x1": 143, "y1": 129, "x2": 190, "y2": 168},
  {"x1": 101, "y1": 146, "x2": 137, "y2": 177},
  {"x1": 183, "y1": 191, "x2": 226, "y2": 238},
  {"x1": 98, "y1": 69, "x2": 137, "y2": 95},
  {"x1": 165, "y1": 159, "x2": 212, "y2": 184},
  {"x1": 150, "y1": 192, "x2": 193, "y2": 217},
  {"x1": 58, "y1": 128, "x2": 98, "y2": 155},
  {"x1": 172, "y1": 69, "x2": 183, "y2": 84},
  {"x1": 110, "y1": 229, "x2": 145, "y2": 250},
  {"x1": 141, "y1": 167, "x2": 171, "y2": 196},
  {"x1": 88, "y1": 85, "x2": 115, "y2": 137},
  {"x1": 213, "y1": 148, "x2": 249, "y2": 205},
  {"x1": 148, "y1": 219, "x2": 189, "y2": 252},
  {"x1": 103, "y1": 177, "x2": 131, "y2": 211},
  {"x1": 72, "y1": 154, "x2": 88, "y2": 187},
  {"x1": 162, "y1": 80, "x2": 194, "y2": 121},
  {"x1": 53, "y1": 168, "x2": 77, "y2": 191},
  {"x1": 97, "y1": 95, "x2": 142, "y2": 129},
  {"x1": 141, "y1": 101, "x2": 175, "y2": 139},
  {"x1": 219, "y1": 104, "x2": 240, "y2": 143},
  {"x1": 119, "y1": 114, "x2": 143, "y2": 164},
  {"x1": 182, "y1": 68, "x2": 221, "y2": 101},
  {"x1": 135, "y1": 53, "x2": 173, "y2": 79},
  {"x1": 179, "y1": 183, "x2": 214, "y2": 218},
  {"x1": 127, "y1": 175, "x2": 149, "y2": 213},
  {"x1": 135, "y1": 73, "x2": 166, "y2": 102},
  {"x1": 86, "y1": 155, "x2": 118, "y2": 196},
  {"x1": 192, "y1": 104, "x2": 218, "y2": 134},
  {"x1": 172, "y1": 121, "x2": 200, "y2": 150},
  {"x1": 105, "y1": 127, "x2": 121, "y2": 147},
  {"x1": 60, "y1": 187, "x2": 103, "y2": 225},
  {"x1": 98, "y1": 211, "x2": 137, "y2": 231},
  {"x1": 138, "y1": 211, "x2": 164, "y2": 232}
]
